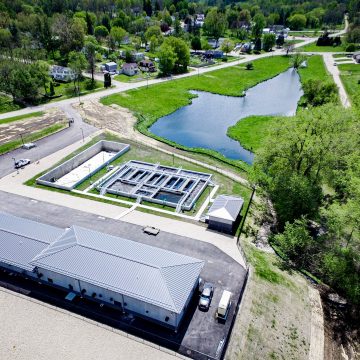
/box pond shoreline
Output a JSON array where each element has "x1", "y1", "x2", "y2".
[{"x1": 148, "y1": 68, "x2": 302, "y2": 164}]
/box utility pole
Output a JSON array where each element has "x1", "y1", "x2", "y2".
[{"x1": 20, "y1": 134, "x2": 24, "y2": 145}]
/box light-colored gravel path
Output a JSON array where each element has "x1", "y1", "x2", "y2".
[
  {"x1": 322, "y1": 52, "x2": 351, "y2": 108},
  {"x1": 0, "y1": 288, "x2": 184, "y2": 360}
]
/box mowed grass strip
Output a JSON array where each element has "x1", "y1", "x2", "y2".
[
  {"x1": 338, "y1": 63, "x2": 360, "y2": 107},
  {"x1": 0, "y1": 111, "x2": 44, "y2": 125},
  {"x1": 297, "y1": 42, "x2": 345, "y2": 52}
]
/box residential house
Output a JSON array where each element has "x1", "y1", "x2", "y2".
[
  {"x1": 50, "y1": 66, "x2": 76, "y2": 82},
  {"x1": 122, "y1": 63, "x2": 138, "y2": 76},
  {"x1": 139, "y1": 59, "x2": 156, "y2": 72}
]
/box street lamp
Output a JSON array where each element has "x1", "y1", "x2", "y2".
[
  {"x1": 20, "y1": 134, "x2": 24, "y2": 145},
  {"x1": 80, "y1": 127, "x2": 84, "y2": 142}
]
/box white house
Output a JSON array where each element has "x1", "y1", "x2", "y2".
[
  {"x1": 50, "y1": 65, "x2": 76, "y2": 82},
  {"x1": 122, "y1": 63, "x2": 138, "y2": 76}
]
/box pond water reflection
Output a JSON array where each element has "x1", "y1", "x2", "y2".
[{"x1": 149, "y1": 68, "x2": 303, "y2": 164}]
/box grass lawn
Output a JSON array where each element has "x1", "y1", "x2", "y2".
[
  {"x1": 27, "y1": 132, "x2": 252, "y2": 220},
  {"x1": 226, "y1": 55, "x2": 334, "y2": 153},
  {"x1": 297, "y1": 54, "x2": 332, "y2": 82},
  {"x1": 339, "y1": 63, "x2": 360, "y2": 107},
  {"x1": 333, "y1": 53, "x2": 350, "y2": 58},
  {"x1": 288, "y1": 31, "x2": 319, "y2": 37},
  {"x1": 0, "y1": 95, "x2": 24, "y2": 114},
  {"x1": 101, "y1": 57, "x2": 291, "y2": 169},
  {"x1": 227, "y1": 115, "x2": 285, "y2": 153},
  {"x1": 0, "y1": 111, "x2": 44, "y2": 125},
  {"x1": 50, "y1": 78, "x2": 103, "y2": 101},
  {"x1": 297, "y1": 42, "x2": 345, "y2": 52},
  {"x1": 0, "y1": 123, "x2": 66, "y2": 155},
  {"x1": 0, "y1": 78, "x2": 103, "y2": 115},
  {"x1": 114, "y1": 72, "x2": 159, "y2": 83}
]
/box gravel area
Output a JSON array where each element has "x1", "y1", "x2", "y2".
[{"x1": 0, "y1": 288, "x2": 181, "y2": 360}]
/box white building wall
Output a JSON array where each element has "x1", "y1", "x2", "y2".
[{"x1": 36, "y1": 267, "x2": 183, "y2": 328}]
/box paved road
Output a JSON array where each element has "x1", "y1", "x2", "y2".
[{"x1": 0, "y1": 105, "x2": 96, "y2": 177}]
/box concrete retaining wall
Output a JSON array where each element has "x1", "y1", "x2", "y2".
[{"x1": 37, "y1": 141, "x2": 130, "y2": 191}]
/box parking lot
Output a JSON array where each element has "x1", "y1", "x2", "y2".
[{"x1": 0, "y1": 191, "x2": 248, "y2": 359}]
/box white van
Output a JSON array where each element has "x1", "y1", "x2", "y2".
[{"x1": 216, "y1": 290, "x2": 232, "y2": 321}]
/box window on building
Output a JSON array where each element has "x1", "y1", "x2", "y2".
[
  {"x1": 47, "y1": 278, "x2": 53, "y2": 283},
  {"x1": 114, "y1": 301, "x2": 122, "y2": 307},
  {"x1": 68, "y1": 284, "x2": 73, "y2": 290},
  {"x1": 92, "y1": 292, "x2": 96, "y2": 298},
  {"x1": 165, "y1": 316, "x2": 169, "y2": 322}
]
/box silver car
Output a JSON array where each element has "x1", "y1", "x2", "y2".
[
  {"x1": 199, "y1": 282, "x2": 214, "y2": 311},
  {"x1": 22, "y1": 143, "x2": 36, "y2": 150}
]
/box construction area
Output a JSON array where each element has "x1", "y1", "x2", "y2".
[{"x1": 97, "y1": 160, "x2": 213, "y2": 212}]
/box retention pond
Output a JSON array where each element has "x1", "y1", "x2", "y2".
[{"x1": 149, "y1": 68, "x2": 303, "y2": 164}]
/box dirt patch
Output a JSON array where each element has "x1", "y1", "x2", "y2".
[
  {"x1": 0, "y1": 108, "x2": 66, "y2": 145},
  {"x1": 73, "y1": 100, "x2": 138, "y2": 140},
  {"x1": 320, "y1": 286, "x2": 360, "y2": 360}
]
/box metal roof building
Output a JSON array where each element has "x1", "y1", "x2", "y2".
[
  {"x1": 207, "y1": 195, "x2": 244, "y2": 234},
  {"x1": 0, "y1": 213, "x2": 204, "y2": 329},
  {"x1": 0, "y1": 213, "x2": 63, "y2": 272}
]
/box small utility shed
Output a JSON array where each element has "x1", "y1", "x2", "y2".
[
  {"x1": 31, "y1": 225, "x2": 204, "y2": 330},
  {"x1": 0, "y1": 212, "x2": 63, "y2": 276},
  {"x1": 207, "y1": 195, "x2": 244, "y2": 235}
]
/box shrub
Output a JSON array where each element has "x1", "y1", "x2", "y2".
[
  {"x1": 345, "y1": 43, "x2": 356, "y2": 52},
  {"x1": 84, "y1": 79, "x2": 97, "y2": 90},
  {"x1": 246, "y1": 62, "x2": 254, "y2": 70}
]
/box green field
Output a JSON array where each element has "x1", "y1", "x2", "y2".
[
  {"x1": 101, "y1": 56, "x2": 292, "y2": 169},
  {"x1": 297, "y1": 42, "x2": 344, "y2": 52},
  {"x1": 50, "y1": 78, "x2": 103, "y2": 101},
  {"x1": 339, "y1": 63, "x2": 360, "y2": 107},
  {"x1": 227, "y1": 115, "x2": 285, "y2": 153},
  {"x1": 288, "y1": 31, "x2": 319, "y2": 37},
  {"x1": 0, "y1": 111, "x2": 44, "y2": 125},
  {"x1": 227, "y1": 55, "x2": 334, "y2": 152},
  {"x1": 114, "y1": 72, "x2": 159, "y2": 83}
]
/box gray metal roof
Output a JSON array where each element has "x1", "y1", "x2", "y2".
[
  {"x1": 31, "y1": 226, "x2": 204, "y2": 313},
  {"x1": 207, "y1": 195, "x2": 244, "y2": 221},
  {"x1": 0, "y1": 213, "x2": 64, "y2": 271}
]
